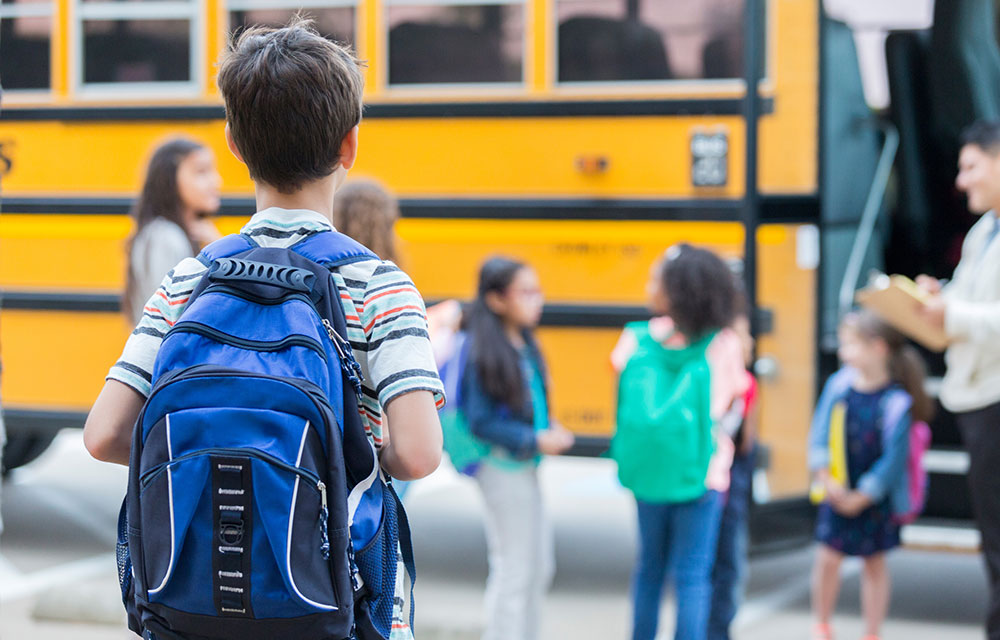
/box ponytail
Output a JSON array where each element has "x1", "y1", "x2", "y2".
[{"x1": 889, "y1": 344, "x2": 935, "y2": 423}]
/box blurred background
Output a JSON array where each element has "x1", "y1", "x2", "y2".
[{"x1": 1, "y1": 0, "x2": 998, "y2": 637}]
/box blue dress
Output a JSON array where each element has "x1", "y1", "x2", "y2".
[{"x1": 815, "y1": 386, "x2": 901, "y2": 556}]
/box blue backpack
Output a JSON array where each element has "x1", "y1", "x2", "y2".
[{"x1": 116, "y1": 231, "x2": 414, "y2": 640}]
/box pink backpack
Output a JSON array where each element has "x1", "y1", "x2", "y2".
[{"x1": 893, "y1": 421, "x2": 931, "y2": 525}]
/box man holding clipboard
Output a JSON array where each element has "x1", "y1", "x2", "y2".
[{"x1": 917, "y1": 121, "x2": 1000, "y2": 640}]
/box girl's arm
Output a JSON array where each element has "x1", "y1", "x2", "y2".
[
  {"x1": 462, "y1": 365, "x2": 538, "y2": 459},
  {"x1": 856, "y1": 398, "x2": 912, "y2": 503}
]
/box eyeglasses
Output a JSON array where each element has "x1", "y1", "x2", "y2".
[{"x1": 509, "y1": 287, "x2": 543, "y2": 300}]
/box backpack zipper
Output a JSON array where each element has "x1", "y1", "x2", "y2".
[
  {"x1": 139, "y1": 446, "x2": 323, "y2": 490},
  {"x1": 203, "y1": 283, "x2": 319, "y2": 311},
  {"x1": 166, "y1": 321, "x2": 328, "y2": 362},
  {"x1": 140, "y1": 445, "x2": 332, "y2": 570},
  {"x1": 143, "y1": 366, "x2": 339, "y2": 439}
]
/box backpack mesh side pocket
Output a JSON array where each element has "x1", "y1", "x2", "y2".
[
  {"x1": 354, "y1": 482, "x2": 400, "y2": 639},
  {"x1": 116, "y1": 499, "x2": 132, "y2": 605}
]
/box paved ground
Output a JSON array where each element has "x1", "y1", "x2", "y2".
[{"x1": 0, "y1": 431, "x2": 990, "y2": 639}]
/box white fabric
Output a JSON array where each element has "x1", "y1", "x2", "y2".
[
  {"x1": 127, "y1": 218, "x2": 193, "y2": 323},
  {"x1": 474, "y1": 462, "x2": 555, "y2": 640},
  {"x1": 942, "y1": 212, "x2": 1000, "y2": 412}
]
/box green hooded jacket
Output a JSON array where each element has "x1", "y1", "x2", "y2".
[{"x1": 611, "y1": 321, "x2": 715, "y2": 503}]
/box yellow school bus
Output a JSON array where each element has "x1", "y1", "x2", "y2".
[{"x1": 0, "y1": 0, "x2": 827, "y2": 525}]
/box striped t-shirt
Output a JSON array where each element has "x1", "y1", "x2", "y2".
[
  {"x1": 108, "y1": 207, "x2": 446, "y2": 449},
  {"x1": 108, "y1": 207, "x2": 443, "y2": 639}
]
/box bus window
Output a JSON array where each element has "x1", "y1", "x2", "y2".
[
  {"x1": 386, "y1": 1, "x2": 524, "y2": 86},
  {"x1": 556, "y1": 0, "x2": 744, "y2": 83},
  {"x1": 78, "y1": 0, "x2": 197, "y2": 88},
  {"x1": 0, "y1": 0, "x2": 52, "y2": 90},
  {"x1": 229, "y1": 3, "x2": 356, "y2": 45}
]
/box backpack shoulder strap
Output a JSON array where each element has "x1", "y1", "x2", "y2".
[
  {"x1": 291, "y1": 230, "x2": 378, "y2": 268},
  {"x1": 196, "y1": 233, "x2": 257, "y2": 266}
]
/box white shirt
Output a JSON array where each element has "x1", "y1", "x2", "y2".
[
  {"x1": 127, "y1": 218, "x2": 192, "y2": 323},
  {"x1": 942, "y1": 211, "x2": 1000, "y2": 412}
]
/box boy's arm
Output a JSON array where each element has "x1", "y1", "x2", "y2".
[
  {"x1": 84, "y1": 380, "x2": 145, "y2": 465},
  {"x1": 379, "y1": 390, "x2": 442, "y2": 480},
  {"x1": 87, "y1": 256, "x2": 208, "y2": 465},
  {"x1": 359, "y1": 263, "x2": 446, "y2": 480}
]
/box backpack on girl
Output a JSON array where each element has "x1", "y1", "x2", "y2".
[
  {"x1": 611, "y1": 244, "x2": 741, "y2": 640},
  {"x1": 807, "y1": 310, "x2": 934, "y2": 640}
]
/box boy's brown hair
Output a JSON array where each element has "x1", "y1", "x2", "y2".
[{"x1": 217, "y1": 17, "x2": 364, "y2": 193}]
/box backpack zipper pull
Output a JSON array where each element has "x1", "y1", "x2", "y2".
[
  {"x1": 317, "y1": 480, "x2": 330, "y2": 560},
  {"x1": 321, "y1": 318, "x2": 365, "y2": 394}
]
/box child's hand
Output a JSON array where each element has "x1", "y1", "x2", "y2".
[
  {"x1": 823, "y1": 475, "x2": 845, "y2": 501},
  {"x1": 188, "y1": 218, "x2": 222, "y2": 248},
  {"x1": 537, "y1": 426, "x2": 575, "y2": 455},
  {"x1": 830, "y1": 490, "x2": 872, "y2": 517}
]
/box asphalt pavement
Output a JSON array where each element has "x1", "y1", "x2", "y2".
[{"x1": 0, "y1": 431, "x2": 990, "y2": 639}]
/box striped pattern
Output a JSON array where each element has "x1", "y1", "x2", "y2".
[
  {"x1": 107, "y1": 207, "x2": 446, "y2": 451},
  {"x1": 107, "y1": 208, "x2": 443, "y2": 640}
]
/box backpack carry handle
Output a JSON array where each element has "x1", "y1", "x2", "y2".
[{"x1": 208, "y1": 258, "x2": 316, "y2": 293}]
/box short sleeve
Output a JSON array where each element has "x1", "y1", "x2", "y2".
[
  {"x1": 360, "y1": 263, "x2": 445, "y2": 410},
  {"x1": 107, "y1": 256, "x2": 208, "y2": 397}
]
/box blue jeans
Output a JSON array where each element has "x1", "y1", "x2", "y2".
[
  {"x1": 631, "y1": 490, "x2": 724, "y2": 640},
  {"x1": 708, "y1": 447, "x2": 756, "y2": 640}
]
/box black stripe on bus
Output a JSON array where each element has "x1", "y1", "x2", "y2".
[
  {"x1": 5, "y1": 196, "x2": 747, "y2": 220},
  {"x1": 1, "y1": 194, "x2": 818, "y2": 222},
  {"x1": 0, "y1": 98, "x2": 775, "y2": 122},
  {"x1": 0, "y1": 291, "x2": 121, "y2": 312},
  {"x1": 1, "y1": 291, "x2": 648, "y2": 328},
  {"x1": 2, "y1": 196, "x2": 820, "y2": 222},
  {"x1": 3, "y1": 408, "x2": 89, "y2": 436}
]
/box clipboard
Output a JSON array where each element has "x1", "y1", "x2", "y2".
[{"x1": 855, "y1": 274, "x2": 950, "y2": 352}]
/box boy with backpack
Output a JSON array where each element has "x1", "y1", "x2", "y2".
[{"x1": 84, "y1": 19, "x2": 443, "y2": 640}]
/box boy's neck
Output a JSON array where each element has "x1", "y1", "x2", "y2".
[{"x1": 255, "y1": 173, "x2": 341, "y2": 223}]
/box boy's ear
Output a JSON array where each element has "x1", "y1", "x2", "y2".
[
  {"x1": 337, "y1": 126, "x2": 359, "y2": 171},
  {"x1": 224, "y1": 123, "x2": 245, "y2": 164}
]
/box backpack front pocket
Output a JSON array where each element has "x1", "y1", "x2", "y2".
[{"x1": 137, "y1": 406, "x2": 344, "y2": 619}]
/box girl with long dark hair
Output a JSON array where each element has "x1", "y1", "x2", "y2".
[
  {"x1": 124, "y1": 138, "x2": 221, "y2": 322},
  {"x1": 461, "y1": 257, "x2": 574, "y2": 640}
]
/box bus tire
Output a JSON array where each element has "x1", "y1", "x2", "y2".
[{"x1": 2, "y1": 433, "x2": 57, "y2": 476}]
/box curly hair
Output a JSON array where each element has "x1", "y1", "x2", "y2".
[
  {"x1": 659, "y1": 244, "x2": 737, "y2": 340},
  {"x1": 332, "y1": 178, "x2": 400, "y2": 263}
]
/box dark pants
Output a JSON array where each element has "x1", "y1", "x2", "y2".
[
  {"x1": 958, "y1": 401, "x2": 1000, "y2": 640},
  {"x1": 708, "y1": 447, "x2": 756, "y2": 640}
]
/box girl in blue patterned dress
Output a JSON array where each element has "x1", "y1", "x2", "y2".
[{"x1": 807, "y1": 311, "x2": 934, "y2": 640}]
